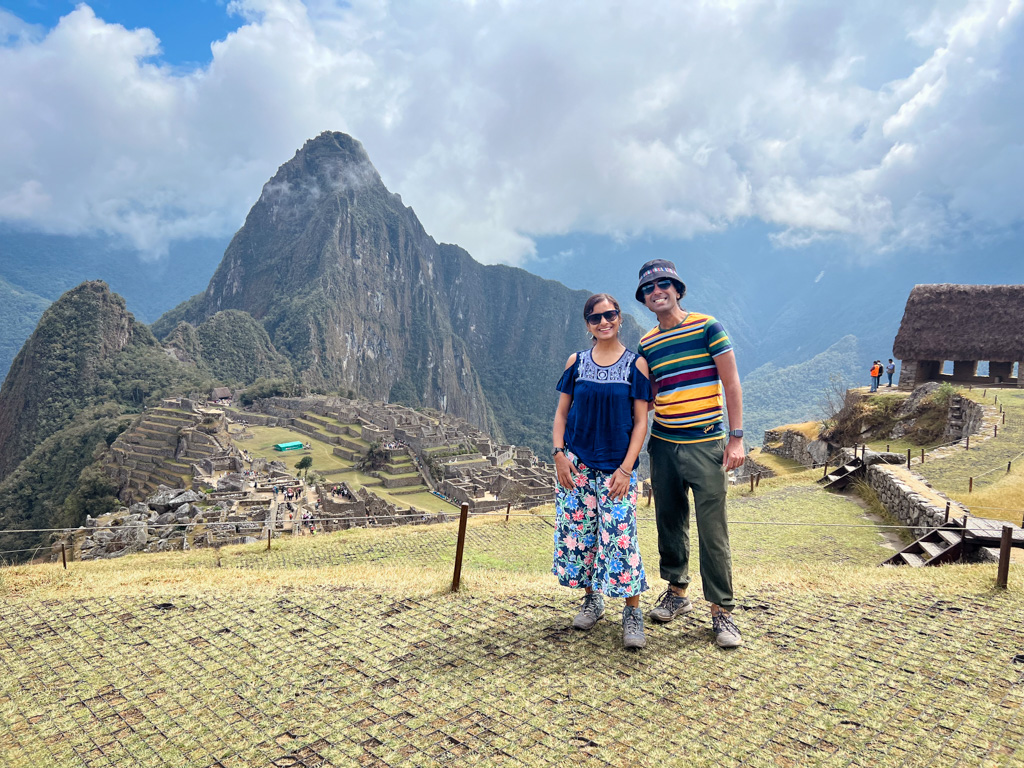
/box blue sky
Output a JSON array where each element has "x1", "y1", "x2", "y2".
[
  {"x1": 0, "y1": 0, "x2": 1022, "y2": 272},
  {"x1": 2, "y1": 1, "x2": 239, "y2": 65}
]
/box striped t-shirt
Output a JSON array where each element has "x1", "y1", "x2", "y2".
[{"x1": 638, "y1": 312, "x2": 733, "y2": 444}]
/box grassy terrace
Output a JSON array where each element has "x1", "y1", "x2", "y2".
[
  {"x1": 2, "y1": 469, "x2": 1022, "y2": 767},
  {"x1": 916, "y1": 388, "x2": 1024, "y2": 525}
]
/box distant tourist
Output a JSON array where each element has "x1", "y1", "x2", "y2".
[
  {"x1": 869, "y1": 360, "x2": 882, "y2": 392},
  {"x1": 886, "y1": 359, "x2": 896, "y2": 387},
  {"x1": 636, "y1": 259, "x2": 745, "y2": 649},
  {"x1": 552, "y1": 292, "x2": 652, "y2": 649}
]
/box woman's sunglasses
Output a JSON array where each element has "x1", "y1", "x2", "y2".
[
  {"x1": 640, "y1": 278, "x2": 676, "y2": 296},
  {"x1": 586, "y1": 309, "x2": 620, "y2": 325}
]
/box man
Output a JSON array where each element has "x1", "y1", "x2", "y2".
[
  {"x1": 635, "y1": 259, "x2": 745, "y2": 649},
  {"x1": 886, "y1": 359, "x2": 896, "y2": 387}
]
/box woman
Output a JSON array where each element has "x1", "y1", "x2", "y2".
[{"x1": 552, "y1": 293, "x2": 652, "y2": 649}]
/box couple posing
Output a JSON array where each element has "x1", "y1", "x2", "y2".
[{"x1": 551, "y1": 259, "x2": 745, "y2": 650}]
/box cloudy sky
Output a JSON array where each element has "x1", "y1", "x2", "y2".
[{"x1": 1, "y1": 0, "x2": 1022, "y2": 266}]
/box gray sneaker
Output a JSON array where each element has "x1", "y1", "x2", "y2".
[
  {"x1": 572, "y1": 593, "x2": 605, "y2": 630},
  {"x1": 649, "y1": 589, "x2": 694, "y2": 623},
  {"x1": 712, "y1": 611, "x2": 743, "y2": 648},
  {"x1": 622, "y1": 606, "x2": 647, "y2": 649}
]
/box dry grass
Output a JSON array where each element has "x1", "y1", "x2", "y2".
[
  {"x1": 4, "y1": 431, "x2": 1024, "y2": 766},
  {"x1": 772, "y1": 420, "x2": 822, "y2": 440}
]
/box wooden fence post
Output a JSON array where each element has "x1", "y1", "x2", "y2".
[
  {"x1": 505, "y1": 502, "x2": 511, "y2": 522},
  {"x1": 995, "y1": 526, "x2": 1013, "y2": 589},
  {"x1": 921, "y1": 449, "x2": 925, "y2": 464},
  {"x1": 907, "y1": 448, "x2": 911, "y2": 469},
  {"x1": 61, "y1": 543, "x2": 67, "y2": 570},
  {"x1": 944, "y1": 502, "x2": 950, "y2": 524},
  {"x1": 966, "y1": 435, "x2": 970, "y2": 451},
  {"x1": 822, "y1": 461, "x2": 829, "y2": 479},
  {"x1": 749, "y1": 473, "x2": 755, "y2": 492},
  {"x1": 969, "y1": 477, "x2": 973, "y2": 493},
  {"x1": 267, "y1": 528, "x2": 272, "y2": 551},
  {"x1": 451, "y1": 503, "x2": 470, "y2": 592}
]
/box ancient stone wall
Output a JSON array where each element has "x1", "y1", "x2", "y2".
[
  {"x1": 761, "y1": 429, "x2": 831, "y2": 467},
  {"x1": 865, "y1": 465, "x2": 967, "y2": 538}
]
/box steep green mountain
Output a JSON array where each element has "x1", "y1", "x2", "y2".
[
  {"x1": 164, "y1": 310, "x2": 294, "y2": 385},
  {"x1": 0, "y1": 405, "x2": 129, "y2": 562},
  {"x1": 742, "y1": 334, "x2": 864, "y2": 442},
  {"x1": 154, "y1": 131, "x2": 643, "y2": 453},
  {"x1": 0, "y1": 281, "x2": 207, "y2": 480},
  {"x1": 0, "y1": 276, "x2": 50, "y2": 383}
]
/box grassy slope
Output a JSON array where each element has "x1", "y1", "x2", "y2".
[
  {"x1": 916, "y1": 389, "x2": 1024, "y2": 525},
  {"x1": 2, "y1": 468, "x2": 1023, "y2": 767}
]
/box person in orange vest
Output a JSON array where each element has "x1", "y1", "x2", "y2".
[{"x1": 869, "y1": 361, "x2": 882, "y2": 392}]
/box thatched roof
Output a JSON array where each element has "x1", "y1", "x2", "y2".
[
  {"x1": 893, "y1": 284, "x2": 1024, "y2": 361},
  {"x1": 210, "y1": 386, "x2": 232, "y2": 400}
]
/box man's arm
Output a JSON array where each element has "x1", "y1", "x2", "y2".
[{"x1": 715, "y1": 350, "x2": 744, "y2": 471}]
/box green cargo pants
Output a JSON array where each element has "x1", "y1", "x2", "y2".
[{"x1": 648, "y1": 436, "x2": 735, "y2": 612}]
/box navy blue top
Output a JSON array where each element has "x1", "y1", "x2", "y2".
[{"x1": 556, "y1": 348, "x2": 652, "y2": 473}]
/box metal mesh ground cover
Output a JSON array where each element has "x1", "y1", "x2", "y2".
[{"x1": 2, "y1": 583, "x2": 1023, "y2": 768}]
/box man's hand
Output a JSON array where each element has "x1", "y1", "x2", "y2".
[{"x1": 723, "y1": 437, "x2": 745, "y2": 471}]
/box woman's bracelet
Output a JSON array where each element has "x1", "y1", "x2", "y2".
[{"x1": 615, "y1": 466, "x2": 631, "y2": 478}]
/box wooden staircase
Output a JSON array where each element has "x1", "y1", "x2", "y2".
[
  {"x1": 817, "y1": 457, "x2": 864, "y2": 491},
  {"x1": 882, "y1": 521, "x2": 964, "y2": 567}
]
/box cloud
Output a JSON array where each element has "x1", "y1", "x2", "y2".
[{"x1": 0, "y1": 0, "x2": 1022, "y2": 263}]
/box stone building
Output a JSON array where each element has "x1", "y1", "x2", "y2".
[{"x1": 893, "y1": 284, "x2": 1024, "y2": 389}]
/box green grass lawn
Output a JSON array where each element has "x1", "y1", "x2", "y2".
[{"x1": 244, "y1": 425, "x2": 354, "y2": 474}]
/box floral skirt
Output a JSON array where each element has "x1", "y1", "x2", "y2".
[{"x1": 553, "y1": 453, "x2": 648, "y2": 598}]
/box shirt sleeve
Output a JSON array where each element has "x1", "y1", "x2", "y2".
[
  {"x1": 556, "y1": 357, "x2": 576, "y2": 395},
  {"x1": 704, "y1": 317, "x2": 733, "y2": 358},
  {"x1": 629, "y1": 358, "x2": 653, "y2": 402}
]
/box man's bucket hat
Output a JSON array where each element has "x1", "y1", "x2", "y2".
[{"x1": 635, "y1": 259, "x2": 686, "y2": 303}]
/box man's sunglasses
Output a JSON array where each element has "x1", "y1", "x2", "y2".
[
  {"x1": 640, "y1": 278, "x2": 676, "y2": 296},
  {"x1": 586, "y1": 309, "x2": 620, "y2": 325}
]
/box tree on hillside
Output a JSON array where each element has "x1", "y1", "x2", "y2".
[{"x1": 295, "y1": 455, "x2": 313, "y2": 478}]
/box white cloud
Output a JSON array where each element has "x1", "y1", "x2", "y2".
[{"x1": 0, "y1": 0, "x2": 1022, "y2": 263}]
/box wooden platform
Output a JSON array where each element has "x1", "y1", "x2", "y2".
[{"x1": 962, "y1": 516, "x2": 1024, "y2": 544}]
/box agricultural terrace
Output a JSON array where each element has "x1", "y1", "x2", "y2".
[
  {"x1": 2, "y1": 463, "x2": 1023, "y2": 767},
  {"x1": 239, "y1": 425, "x2": 455, "y2": 515}
]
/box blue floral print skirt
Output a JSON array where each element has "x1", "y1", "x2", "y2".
[{"x1": 553, "y1": 453, "x2": 648, "y2": 598}]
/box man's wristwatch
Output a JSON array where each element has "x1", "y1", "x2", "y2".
[
  {"x1": 728, "y1": 429, "x2": 743, "y2": 439},
  {"x1": 552, "y1": 447, "x2": 566, "y2": 457}
]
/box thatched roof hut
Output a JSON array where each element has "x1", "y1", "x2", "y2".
[{"x1": 893, "y1": 284, "x2": 1024, "y2": 362}]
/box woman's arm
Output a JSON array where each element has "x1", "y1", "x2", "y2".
[{"x1": 553, "y1": 355, "x2": 578, "y2": 490}]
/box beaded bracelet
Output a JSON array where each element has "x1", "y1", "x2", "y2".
[{"x1": 615, "y1": 467, "x2": 631, "y2": 478}]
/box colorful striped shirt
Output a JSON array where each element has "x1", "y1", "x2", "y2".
[{"x1": 638, "y1": 312, "x2": 733, "y2": 444}]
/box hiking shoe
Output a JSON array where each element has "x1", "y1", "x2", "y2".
[
  {"x1": 649, "y1": 589, "x2": 694, "y2": 623},
  {"x1": 572, "y1": 593, "x2": 605, "y2": 630},
  {"x1": 622, "y1": 606, "x2": 647, "y2": 649},
  {"x1": 712, "y1": 612, "x2": 743, "y2": 648}
]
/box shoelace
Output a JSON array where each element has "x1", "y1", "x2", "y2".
[
  {"x1": 580, "y1": 594, "x2": 601, "y2": 616},
  {"x1": 624, "y1": 610, "x2": 643, "y2": 635},
  {"x1": 713, "y1": 613, "x2": 739, "y2": 635},
  {"x1": 655, "y1": 589, "x2": 684, "y2": 609}
]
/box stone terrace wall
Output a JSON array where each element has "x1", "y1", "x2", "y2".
[
  {"x1": 762, "y1": 428, "x2": 832, "y2": 467},
  {"x1": 866, "y1": 465, "x2": 967, "y2": 538}
]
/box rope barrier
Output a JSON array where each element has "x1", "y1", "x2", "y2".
[{"x1": 0, "y1": 513, "x2": 980, "y2": 538}]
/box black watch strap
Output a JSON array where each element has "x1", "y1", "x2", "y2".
[{"x1": 552, "y1": 447, "x2": 566, "y2": 457}]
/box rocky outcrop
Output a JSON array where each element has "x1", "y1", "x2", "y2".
[{"x1": 762, "y1": 427, "x2": 833, "y2": 467}]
